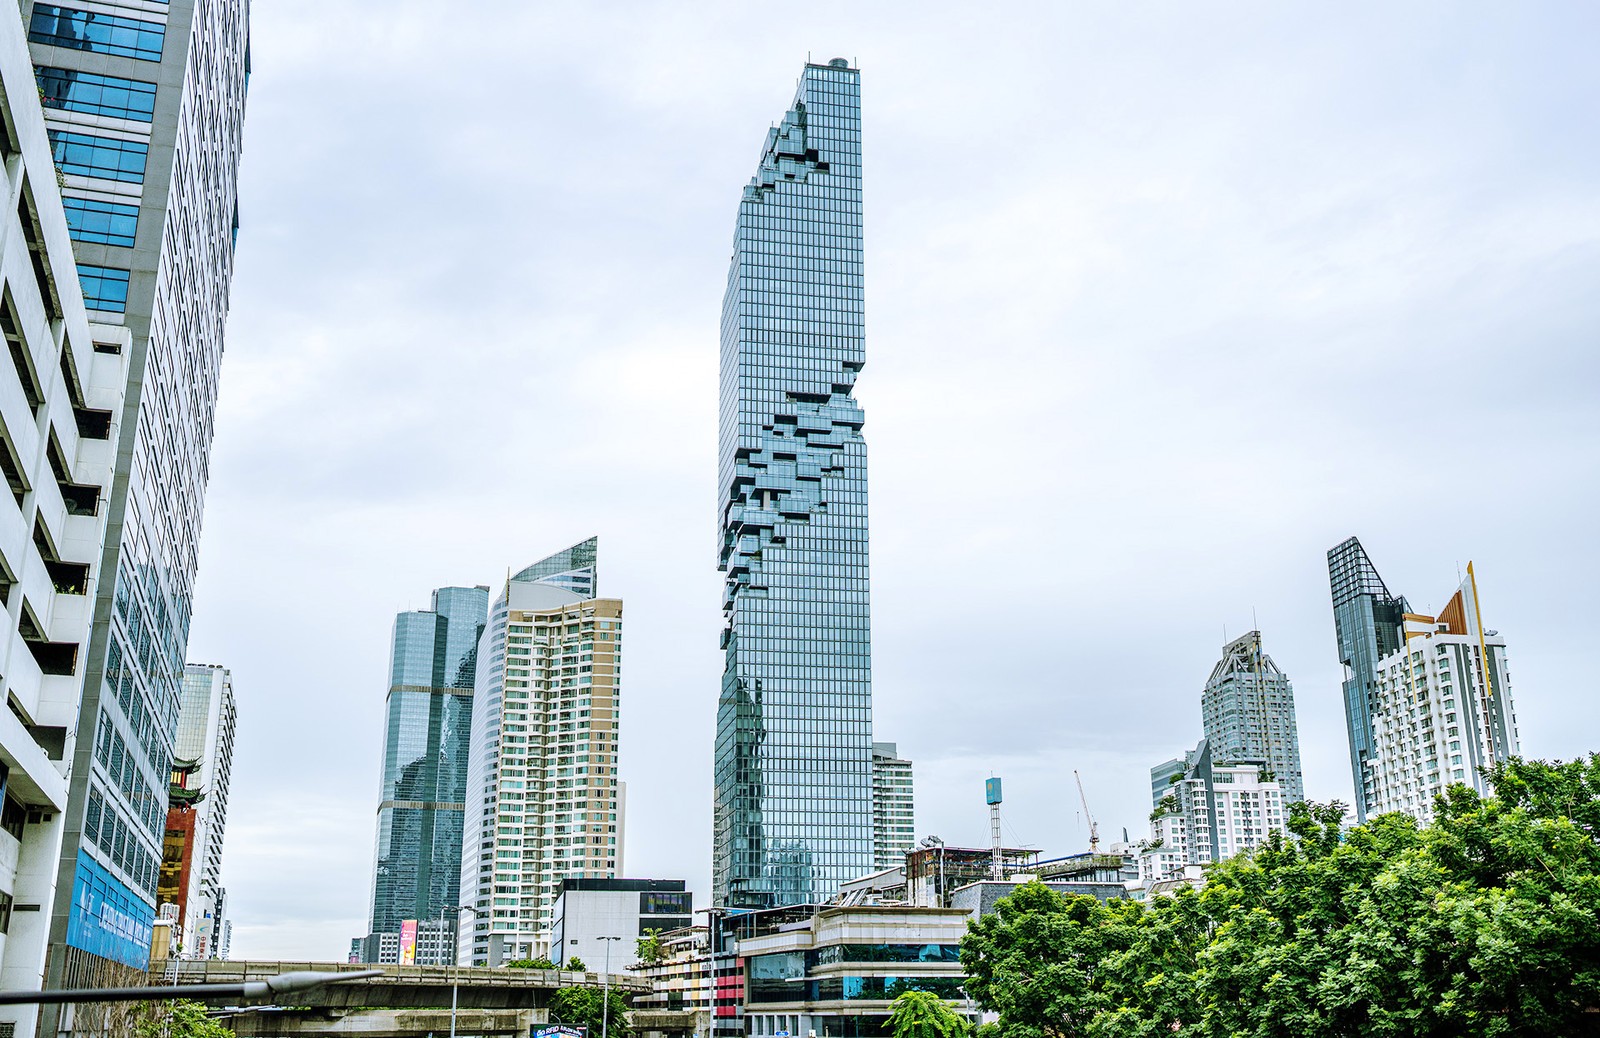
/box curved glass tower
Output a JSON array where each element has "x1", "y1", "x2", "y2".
[
  {"x1": 368, "y1": 586, "x2": 489, "y2": 938},
  {"x1": 714, "y1": 59, "x2": 872, "y2": 909}
]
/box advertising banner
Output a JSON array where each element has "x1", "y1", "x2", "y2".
[{"x1": 399, "y1": 919, "x2": 418, "y2": 964}]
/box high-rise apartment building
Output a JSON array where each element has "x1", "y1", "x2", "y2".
[
  {"x1": 1366, "y1": 565, "x2": 1518, "y2": 823},
  {"x1": 871, "y1": 743, "x2": 914, "y2": 871},
  {"x1": 157, "y1": 664, "x2": 235, "y2": 959},
  {"x1": 714, "y1": 58, "x2": 872, "y2": 910},
  {"x1": 1328, "y1": 539, "x2": 1520, "y2": 822},
  {"x1": 359, "y1": 586, "x2": 488, "y2": 964},
  {"x1": 459, "y1": 539, "x2": 625, "y2": 965},
  {"x1": 0, "y1": 16, "x2": 129, "y2": 1029},
  {"x1": 25, "y1": 0, "x2": 251, "y2": 977},
  {"x1": 1200, "y1": 631, "x2": 1304, "y2": 804},
  {"x1": 1140, "y1": 740, "x2": 1284, "y2": 884},
  {"x1": 1328, "y1": 537, "x2": 1410, "y2": 821}
]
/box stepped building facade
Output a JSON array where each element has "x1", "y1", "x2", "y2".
[{"x1": 714, "y1": 59, "x2": 873, "y2": 910}]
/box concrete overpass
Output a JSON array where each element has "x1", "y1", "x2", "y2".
[{"x1": 160, "y1": 961, "x2": 653, "y2": 1038}]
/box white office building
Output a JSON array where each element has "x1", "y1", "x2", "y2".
[
  {"x1": 0, "y1": 10, "x2": 129, "y2": 1031},
  {"x1": 551, "y1": 878, "x2": 692, "y2": 970}
]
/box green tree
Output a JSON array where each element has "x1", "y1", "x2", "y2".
[
  {"x1": 566, "y1": 955, "x2": 588, "y2": 971},
  {"x1": 960, "y1": 881, "x2": 1134, "y2": 1038},
  {"x1": 507, "y1": 956, "x2": 560, "y2": 969},
  {"x1": 885, "y1": 990, "x2": 970, "y2": 1038},
  {"x1": 636, "y1": 928, "x2": 666, "y2": 965},
  {"x1": 136, "y1": 1000, "x2": 233, "y2": 1038},
  {"x1": 548, "y1": 985, "x2": 633, "y2": 1038},
  {"x1": 959, "y1": 757, "x2": 1600, "y2": 1038}
]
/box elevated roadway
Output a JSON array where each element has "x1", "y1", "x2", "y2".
[{"x1": 158, "y1": 960, "x2": 653, "y2": 1038}]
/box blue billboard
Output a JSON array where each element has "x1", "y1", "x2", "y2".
[{"x1": 67, "y1": 855, "x2": 154, "y2": 968}]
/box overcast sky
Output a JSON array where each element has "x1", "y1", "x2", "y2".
[{"x1": 183, "y1": 1, "x2": 1600, "y2": 959}]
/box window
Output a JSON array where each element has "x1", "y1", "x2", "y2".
[
  {"x1": 61, "y1": 197, "x2": 139, "y2": 248},
  {"x1": 78, "y1": 265, "x2": 129, "y2": 313},
  {"x1": 48, "y1": 131, "x2": 148, "y2": 183},
  {"x1": 28, "y1": 6, "x2": 165, "y2": 62},
  {"x1": 37, "y1": 68, "x2": 156, "y2": 122},
  {"x1": 0, "y1": 794, "x2": 23, "y2": 840}
]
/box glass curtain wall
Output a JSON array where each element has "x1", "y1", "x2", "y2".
[{"x1": 714, "y1": 60, "x2": 872, "y2": 909}]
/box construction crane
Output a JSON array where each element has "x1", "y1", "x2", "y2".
[{"x1": 1075, "y1": 770, "x2": 1100, "y2": 853}]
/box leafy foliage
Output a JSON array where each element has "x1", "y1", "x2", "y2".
[
  {"x1": 636, "y1": 928, "x2": 666, "y2": 965},
  {"x1": 136, "y1": 1000, "x2": 233, "y2": 1038},
  {"x1": 959, "y1": 756, "x2": 1600, "y2": 1038},
  {"x1": 507, "y1": 956, "x2": 560, "y2": 969},
  {"x1": 548, "y1": 985, "x2": 633, "y2": 1038},
  {"x1": 886, "y1": 989, "x2": 970, "y2": 1038},
  {"x1": 566, "y1": 956, "x2": 588, "y2": 971}
]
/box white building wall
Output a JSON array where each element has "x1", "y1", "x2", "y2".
[
  {"x1": 1369, "y1": 621, "x2": 1518, "y2": 824},
  {"x1": 459, "y1": 577, "x2": 624, "y2": 965},
  {"x1": 0, "y1": 6, "x2": 129, "y2": 1030}
]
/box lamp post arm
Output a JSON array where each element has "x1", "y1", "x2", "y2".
[{"x1": 0, "y1": 970, "x2": 385, "y2": 1006}]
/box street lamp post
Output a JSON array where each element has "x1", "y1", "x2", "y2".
[
  {"x1": 448, "y1": 904, "x2": 484, "y2": 1038},
  {"x1": 598, "y1": 935, "x2": 622, "y2": 1038}
]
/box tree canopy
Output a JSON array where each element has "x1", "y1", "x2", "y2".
[
  {"x1": 886, "y1": 989, "x2": 970, "y2": 1038},
  {"x1": 959, "y1": 755, "x2": 1600, "y2": 1038},
  {"x1": 548, "y1": 985, "x2": 633, "y2": 1038}
]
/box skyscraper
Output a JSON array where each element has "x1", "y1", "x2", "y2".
[
  {"x1": 1328, "y1": 538, "x2": 1520, "y2": 822},
  {"x1": 0, "y1": 15, "x2": 129, "y2": 1028},
  {"x1": 1200, "y1": 631, "x2": 1304, "y2": 804},
  {"x1": 459, "y1": 539, "x2": 625, "y2": 966},
  {"x1": 871, "y1": 743, "x2": 914, "y2": 871},
  {"x1": 714, "y1": 58, "x2": 872, "y2": 910},
  {"x1": 1327, "y1": 537, "x2": 1410, "y2": 821},
  {"x1": 362, "y1": 586, "x2": 489, "y2": 961},
  {"x1": 158, "y1": 664, "x2": 236, "y2": 959},
  {"x1": 27, "y1": 0, "x2": 251, "y2": 976}
]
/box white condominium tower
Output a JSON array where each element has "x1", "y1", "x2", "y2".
[
  {"x1": 871, "y1": 743, "x2": 914, "y2": 871},
  {"x1": 1141, "y1": 740, "x2": 1284, "y2": 884},
  {"x1": 1367, "y1": 563, "x2": 1518, "y2": 823},
  {"x1": 459, "y1": 539, "x2": 625, "y2": 966}
]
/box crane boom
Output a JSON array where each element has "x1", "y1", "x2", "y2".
[{"x1": 1074, "y1": 770, "x2": 1100, "y2": 853}]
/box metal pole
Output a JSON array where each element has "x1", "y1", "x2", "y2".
[
  {"x1": 446, "y1": 904, "x2": 458, "y2": 1038},
  {"x1": 599, "y1": 935, "x2": 622, "y2": 1038},
  {"x1": 449, "y1": 904, "x2": 481, "y2": 1038}
]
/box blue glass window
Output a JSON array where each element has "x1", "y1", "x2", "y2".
[
  {"x1": 49, "y1": 131, "x2": 148, "y2": 183},
  {"x1": 62, "y1": 197, "x2": 139, "y2": 248},
  {"x1": 79, "y1": 265, "x2": 130, "y2": 313},
  {"x1": 37, "y1": 68, "x2": 156, "y2": 122},
  {"x1": 28, "y1": 5, "x2": 165, "y2": 62}
]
